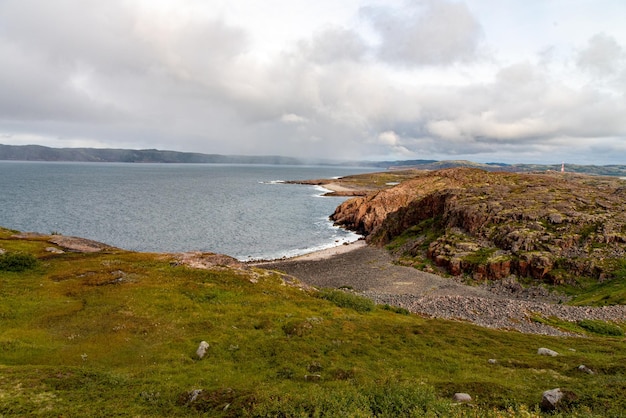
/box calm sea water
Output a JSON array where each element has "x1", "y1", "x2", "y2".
[{"x1": 0, "y1": 162, "x2": 376, "y2": 260}]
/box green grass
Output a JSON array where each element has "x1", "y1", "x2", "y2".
[
  {"x1": 531, "y1": 315, "x2": 626, "y2": 337},
  {"x1": 1, "y1": 230, "x2": 626, "y2": 416},
  {"x1": 560, "y1": 275, "x2": 626, "y2": 306},
  {"x1": 577, "y1": 320, "x2": 624, "y2": 337},
  {"x1": 385, "y1": 217, "x2": 443, "y2": 253},
  {"x1": 317, "y1": 289, "x2": 375, "y2": 312}
]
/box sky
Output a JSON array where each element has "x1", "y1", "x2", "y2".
[{"x1": 1, "y1": 0, "x2": 625, "y2": 164}]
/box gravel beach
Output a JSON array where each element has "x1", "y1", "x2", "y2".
[{"x1": 255, "y1": 242, "x2": 626, "y2": 336}]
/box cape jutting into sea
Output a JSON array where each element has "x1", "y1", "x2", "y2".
[{"x1": 0, "y1": 161, "x2": 377, "y2": 260}]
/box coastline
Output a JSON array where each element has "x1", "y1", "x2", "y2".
[
  {"x1": 248, "y1": 239, "x2": 367, "y2": 265},
  {"x1": 246, "y1": 179, "x2": 369, "y2": 263}
]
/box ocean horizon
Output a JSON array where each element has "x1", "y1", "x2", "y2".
[{"x1": 0, "y1": 161, "x2": 376, "y2": 260}]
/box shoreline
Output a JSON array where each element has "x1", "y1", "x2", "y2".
[
  {"x1": 244, "y1": 180, "x2": 368, "y2": 263},
  {"x1": 247, "y1": 239, "x2": 367, "y2": 265},
  {"x1": 286, "y1": 179, "x2": 372, "y2": 196}
]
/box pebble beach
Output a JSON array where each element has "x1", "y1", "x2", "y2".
[{"x1": 256, "y1": 241, "x2": 626, "y2": 336}]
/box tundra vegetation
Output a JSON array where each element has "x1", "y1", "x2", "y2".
[{"x1": 1, "y1": 224, "x2": 625, "y2": 417}]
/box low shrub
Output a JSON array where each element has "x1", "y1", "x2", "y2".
[
  {"x1": 317, "y1": 289, "x2": 375, "y2": 313},
  {"x1": 248, "y1": 381, "x2": 453, "y2": 417},
  {"x1": 381, "y1": 304, "x2": 410, "y2": 315},
  {"x1": 577, "y1": 319, "x2": 624, "y2": 337},
  {"x1": 0, "y1": 252, "x2": 39, "y2": 272}
]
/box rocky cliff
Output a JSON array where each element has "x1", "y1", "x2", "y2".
[{"x1": 331, "y1": 168, "x2": 626, "y2": 284}]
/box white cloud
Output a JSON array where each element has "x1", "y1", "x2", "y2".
[{"x1": 280, "y1": 113, "x2": 308, "y2": 124}]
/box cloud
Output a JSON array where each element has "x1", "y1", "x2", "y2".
[
  {"x1": 362, "y1": 0, "x2": 483, "y2": 66},
  {"x1": 300, "y1": 26, "x2": 368, "y2": 64},
  {"x1": 576, "y1": 33, "x2": 625, "y2": 77},
  {"x1": 280, "y1": 113, "x2": 308, "y2": 124},
  {"x1": 0, "y1": 0, "x2": 625, "y2": 164}
]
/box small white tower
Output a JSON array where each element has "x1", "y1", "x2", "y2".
[{"x1": 561, "y1": 162, "x2": 565, "y2": 173}]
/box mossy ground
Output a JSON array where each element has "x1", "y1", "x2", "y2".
[
  {"x1": 333, "y1": 170, "x2": 425, "y2": 190},
  {"x1": 1, "y1": 228, "x2": 625, "y2": 417}
]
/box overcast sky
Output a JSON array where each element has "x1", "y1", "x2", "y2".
[{"x1": 1, "y1": 0, "x2": 625, "y2": 164}]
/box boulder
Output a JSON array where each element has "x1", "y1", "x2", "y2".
[
  {"x1": 537, "y1": 347, "x2": 558, "y2": 357},
  {"x1": 578, "y1": 364, "x2": 595, "y2": 375},
  {"x1": 196, "y1": 341, "x2": 210, "y2": 359},
  {"x1": 452, "y1": 393, "x2": 472, "y2": 403},
  {"x1": 541, "y1": 388, "x2": 563, "y2": 411}
]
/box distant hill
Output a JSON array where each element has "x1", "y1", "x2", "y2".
[
  {"x1": 1, "y1": 144, "x2": 625, "y2": 176},
  {"x1": 0, "y1": 144, "x2": 303, "y2": 165},
  {"x1": 372, "y1": 159, "x2": 626, "y2": 177}
]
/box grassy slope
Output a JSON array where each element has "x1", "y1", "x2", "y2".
[{"x1": 1, "y1": 228, "x2": 625, "y2": 417}]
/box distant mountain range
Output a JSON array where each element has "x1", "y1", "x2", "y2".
[{"x1": 1, "y1": 144, "x2": 625, "y2": 176}]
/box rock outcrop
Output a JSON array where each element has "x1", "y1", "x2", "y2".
[{"x1": 331, "y1": 168, "x2": 626, "y2": 284}]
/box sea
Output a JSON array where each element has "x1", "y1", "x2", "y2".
[{"x1": 0, "y1": 161, "x2": 378, "y2": 261}]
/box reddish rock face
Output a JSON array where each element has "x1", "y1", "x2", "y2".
[
  {"x1": 331, "y1": 168, "x2": 626, "y2": 283},
  {"x1": 488, "y1": 259, "x2": 511, "y2": 280}
]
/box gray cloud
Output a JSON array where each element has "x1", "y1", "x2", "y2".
[
  {"x1": 300, "y1": 27, "x2": 368, "y2": 64},
  {"x1": 361, "y1": 0, "x2": 483, "y2": 66},
  {"x1": 577, "y1": 33, "x2": 624, "y2": 77}
]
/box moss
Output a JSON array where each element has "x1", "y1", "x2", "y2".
[{"x1": 462, "y1": 247, "x2": 497, "y2": 266}]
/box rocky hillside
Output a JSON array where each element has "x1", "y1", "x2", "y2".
[{"x1": 331, "y1": 168, "x2": 626, "y2": 285}]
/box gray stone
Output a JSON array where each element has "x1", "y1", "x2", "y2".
[
  {"x1": 45, "y1": 247, "x2": 64, "y2": 254},
  {"x1": 488, "y1": 358, "x2": 497, "y2": 364},
  {"x1": 548, "y1": 213, "x2": 564, "y2": 224},
  {"x1": 196, "y1": 341, "x2": 210, "y2": 359},
  {"x1": 452, "y1": 393, "x2": 472, "y2": 403},
  {"x1": 188, "y1": 389, "x2": 203, "y2": 403},
  {"x1": 578, "y1": 364, "x2": 595, "y2": 375},
  {"x1": 537, "y1": 347, "x2": 558, "y2": 357},
  {"x1": 541, "y1": 388, "x2": 563, "y2": 411}
]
